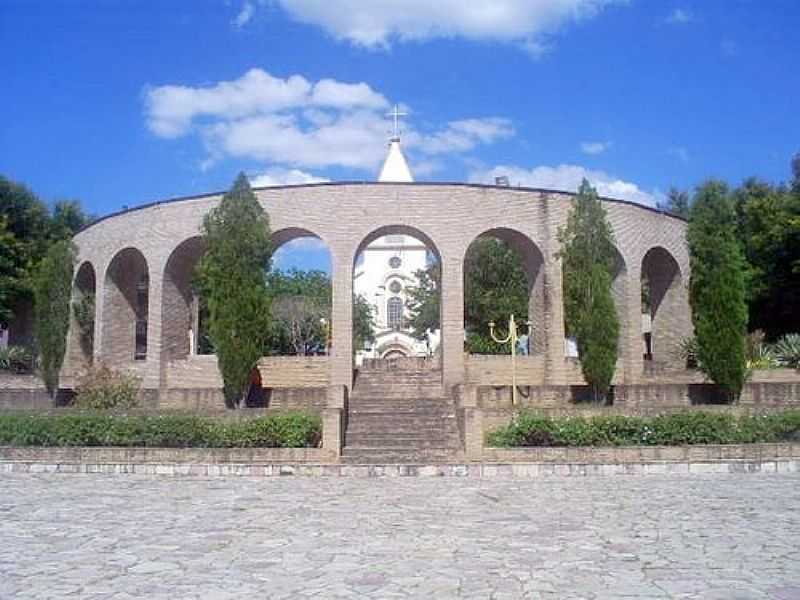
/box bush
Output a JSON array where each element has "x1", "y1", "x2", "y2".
[
  {"x1": 0, "y1": 411, "x2": 322, "y2": 448},
  {"x1": 73, "y1": 364, "x2": 141, "y2": 410},
  {"x1": 0, "y1": 345, "x2": 36, "y2": 374},
  {"x1": 486, "y1": 410, "x2": 800, "y2": 447},
  {"x1": 773, "y1": 334, "x2": 800, "y2": 369}
]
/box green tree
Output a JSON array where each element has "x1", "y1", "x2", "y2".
[
  {"x1": 32, "y1": 240, "x2": 76, "y2": 397},
  {"x1": 688, "y1": 180, "x2": 748, "y2": 400},
  {"x1": 658, "y1": 187, "x2": 690, "y2": 218},
  {"x1": 406, "y1": 262, "x2": 440, "y2": 341},
  {"x1": 50, "y1": 200, "x2": 92, "y2": 240},
  {"x1": 264, "y1": 268, "x2": 375, "y2": 355},
  {"x1": 732, "y1": 176, "x2": 800, "y2": 338},
  {"x1": 196, "y1": 173, "x2": 273, "y2": 408},
  {"x1": 557, "y1": 179, "x2": 620, "y2": 403},
  {"x1": 0, "y1": 176, "x2": 52, "y2": 325}
]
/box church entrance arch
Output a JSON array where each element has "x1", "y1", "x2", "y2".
[
  {"x1": 352, "y1": 225, "x2": 442, "y2": 373},
  {"x1": 463, "y1": 228, "x2": 545, "y2": 355}
]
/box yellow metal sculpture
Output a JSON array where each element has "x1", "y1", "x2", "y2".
[{"x1": 489, "y1": 315, "x2": 533, "y2": 406}]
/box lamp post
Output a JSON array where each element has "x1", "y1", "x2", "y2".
[{"x1": 489, "y1": 315, "x2": 532, "y2": 406}]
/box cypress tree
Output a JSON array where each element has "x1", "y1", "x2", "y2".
[
  {"x1": 196, "y1": 173, "x2": 272, "y2": 408},
  {"x1": 32, "y1": 240, "x2": 76, "y2": 398},
  {"x1": 687, "y1": 180, "x2": 748, "y2": 400},
  {"x1": 557, "y1": 179, "x2": 620, "y2": 403}
]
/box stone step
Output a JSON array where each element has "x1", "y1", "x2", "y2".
[
  {"x1": 341, "y1": 447, "x2": 462, "y2": 464},
  {"x1": 345, "y1": 436, "x2": 460, "y2": 449}
]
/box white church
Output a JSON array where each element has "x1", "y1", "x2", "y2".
[{"x1": 353, "y1": 109, "x2": 441, "y2": 362}]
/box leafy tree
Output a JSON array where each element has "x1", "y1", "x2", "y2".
[
  {"x1": 32, "y1": 240, "x2": 76, "y2": 397},
  {"x1": 688, "y1": 180, "x2": 748, "y2": 400},
  {"x1": 658, "y1": 187, "x2": 690, "y2": 218},
  {"x1": 732, "y1": 176, "x2": 800, "y2": 338},
  {"x1": 464, "y1": 238, "x2": 528, "y2": 352},
  {"x1": 264, "y1": 268, "x2": 375, "y2": 355},
  {"x1": 406, "y1": 262, "x2": 440, "y2": 341},
  {"x1": 557, "y1": 179, "x2": 620, "y2": 403},
  {"x1": 196, "y1": 173, "x2": 273, "y2": 408},
  {"x1": 50, "y1": 200, "x2": 92, "y2": 239},
  {"x1": 0, "y1": 177, "x2": 51, "y2": 325}
]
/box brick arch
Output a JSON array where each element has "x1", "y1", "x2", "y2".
[
  {"x1": 161, "y1": 236, "x2": 207, "y2": 362},
  {"x1": 641, "y1": 246, "x2": 686, "y2": 368},
  {"x1": 102, "y1": 247, "x2": 149, "y2": 366},
  {"x1": 562, "y1": 244, "x2": 628, "y2": 361},
  {"x1": 69, "y1": 261, "x2": 96, "y2": 367},
  {"x1": 463, "y1": 227, "x2": 546, "y2": 354}
]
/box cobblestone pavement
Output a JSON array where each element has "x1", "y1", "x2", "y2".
[{"x1": 2, "y1": 473, "x2": 799, "y2": 599}]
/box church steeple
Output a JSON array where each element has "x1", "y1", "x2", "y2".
[{"x1": 378, "y1": 105, "x2": 413, "y2": 183}]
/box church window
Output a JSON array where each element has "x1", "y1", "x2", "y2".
[
  {"x1": 389, "y1": 280, "x2": 402, "y2": 294},
  {"x1": 387, "y1": 296, "x2": 403, "y2": 330},
  {"x1": 389, "y1": 256, "x2": 402, "y2": 269}
]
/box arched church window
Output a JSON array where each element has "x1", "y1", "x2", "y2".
[
  {"x1": 389, "y1": 256, "x2": 402, "y2": 269},
  {"x1": 387, "y1": 296, "x2": 403, "y2": 330}
]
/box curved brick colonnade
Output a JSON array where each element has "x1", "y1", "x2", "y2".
[{"x1": 61, "y1": 182, "x2": 691, "y2": 406}]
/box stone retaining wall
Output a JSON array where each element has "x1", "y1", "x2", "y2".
[{"x1": 1, "y1": 443, "x2": 797, "y2": 477}]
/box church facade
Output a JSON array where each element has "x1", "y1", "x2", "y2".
[{"x1": 353, "y1": 134, "x2": 441, "y2": 362}]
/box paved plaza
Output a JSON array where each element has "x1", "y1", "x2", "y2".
[{"x1": 1, "y1": 473, "x2": 799, "y2": 599}]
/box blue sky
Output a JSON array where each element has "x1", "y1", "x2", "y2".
[{"x1": 2, "y1": 1, "x2": 799, "y2": 271}]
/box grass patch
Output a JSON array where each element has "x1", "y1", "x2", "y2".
[
  {"x1": 486, "y1": 410, "x2": 800, "y2": 448},
  {"x1": 0, "y1": 411, "x2": 322, "y2": 448}
]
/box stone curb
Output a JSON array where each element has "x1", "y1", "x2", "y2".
[{"x1": 1, "y1": 459, "x2": 798, "y2": 478}]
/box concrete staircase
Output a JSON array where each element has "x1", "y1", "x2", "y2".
[{"x1": 342, "y1": 359, "x2": 462, "y2": 463}]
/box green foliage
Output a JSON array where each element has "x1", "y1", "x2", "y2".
[
  {"x1": 745, "y1": 330, "x2": 779, "y2": 370},
  {"x1": 0, "y1": 412, "x2": 322, "y2": 448},
  {"x1": 265, "y1": 269, "x2": 330, "y2": 355},
  {"x1": 732, "y1": 176, "x2": 800, "y2": 339},
  {"x1": 0, "y1": 345, "x2": 36, "y2": 374},
  {"x1": 264, "y1": 268, "x2": 375, "y2": 355},
  {"x1": 773, "y1": 333, "x2": 800, "y2": 369},
  {"x1": 353, "y1": 293, "x2": 376, "y2": 350},
  {"x1": 196, "y1": 173, "x2": 273, "y2": 407},
  {"x1": 0, "y1": 177, "x2": 91, "y2": 327},
  {"x1": 73, "y1": 364, "x2": 141, "y2": 410},
  {"x1": 72, "y1": 289, "x2": 95, "y2": 358},
  {"x1": 32, "y1": 240, "x2": 75, "y2": 396},
  {"x1": 486, "y1": 410, "x2": 800, "y2": 448},
  {"x1": 405, "y1": 262, "x2": 440, "y2": 341},
  {"x1": 557, "y1": 179, "x2": 620, "y2": 402},
  {"x1": 657, "y1": 187, "x2": 691, "y2": 218},
  {"x1": 463, "y1": 238, "x2": 529, "y2": 352},
  {"x1": 688, "y1": 181, "x2": 748, "y2": 399}
]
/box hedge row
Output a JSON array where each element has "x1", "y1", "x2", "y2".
[
  {"x1": 486, "y1": 411, "x2": 800, "y2": 448},
  {"x1": 0, "y1": 412, "x2": 321, "y2": 448}
]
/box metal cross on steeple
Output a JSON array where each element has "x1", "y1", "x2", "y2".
[{"x1": 387, "y1": 104, "x2": 407, "y2": 141}]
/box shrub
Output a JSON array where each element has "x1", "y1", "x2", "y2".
[
  {"x1": 486, "y1": 410, "x2": 800, "y2": 447},
  {"x1": 773, "y1": 334, "x2": 800, "y2": 369},
  {"x1": 0, "y1": 411, "x2": 322, "y2": 448},
  {"x1": 0, "y1": 345, "x2": 36, "y2": 374},
  {"x1": 73, "y1": 364, "x2": 141, "y2": 410}
]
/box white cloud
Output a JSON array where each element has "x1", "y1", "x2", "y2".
[
  {"x1": 580, "y1": 140, "x2": 611, "y2": 155},
  {"x1": 144, "y1": 68, "x2": 513, "y2": 172},
  {"x1": 272, "y1": 236, "x2": 331, "y2": 271},
  {"x1": 665, "y1": 8, "x2": 693, "y2": 25},
  {"x1": 250, "y1": 168, "x2": 330, "y2": 187},
  {"x1": 468, "y1": 164, "x2": 659, "y2": 207},
  {"x1": 232, "y1": 1, "x2": 255, "y2": 29},
  {"x1": 276, "y1": 0, "x2": 623, "y2": 54}
]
